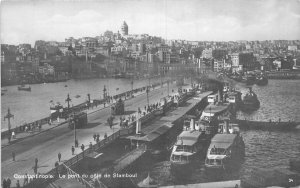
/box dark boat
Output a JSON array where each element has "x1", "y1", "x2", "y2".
[
  {"x1": 241, "y1": 87, "x2": 260, "y2": 112},
  {"x1": 18, "y1": 85, "x2": 31, "y2": 91},
  {"x1": 256, "y1": 75, "x2": 268, "y2": 86}
]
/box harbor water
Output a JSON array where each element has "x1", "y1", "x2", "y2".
[
  {"x1": 1, "y1": 77, "x2": 162, "y2": 131},
  {"x1": 132, "y1": 79, "x2": 300, "y2": 186}
]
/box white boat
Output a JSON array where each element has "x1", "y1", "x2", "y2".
[
  {"x1": 205, "y1": 120, "x2": 245, "y2": 170},
  {"x1": 170, "y1": 119, "x2": 208, "y2": 175}
]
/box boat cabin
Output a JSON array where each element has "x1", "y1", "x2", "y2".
[
  {"x1": 170, "y1": 130, "x2": 202, "y2": 164},
  {"x1": 208, "y1": 94, "x2": 218, "y2": 103}
]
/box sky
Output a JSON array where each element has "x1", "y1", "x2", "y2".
[{"x1": 1, "y1": 0, "x2": 300, "y2": 45}]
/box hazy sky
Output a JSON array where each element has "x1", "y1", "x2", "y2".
[{"x1": 1, "y1": 0, "x2": 300, "y2": 45}]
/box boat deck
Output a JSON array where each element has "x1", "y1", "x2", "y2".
[{"x1": 203, "y1": 103, "x2": 230, "y2": 114}]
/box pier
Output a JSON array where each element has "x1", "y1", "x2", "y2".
[{"x1": 234, "y1": 119, "x2": 300, "y2": 131}]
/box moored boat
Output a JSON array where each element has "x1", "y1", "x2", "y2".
[
  {"x1": 205, "y1": 119, "x2": 245, "y2": 170},
  {"x1": 241, "y1": 87, "x2": 260, "y2": 112},
  {"x1": 18, "y1": 84, "x2": 31, "y2": 91},
  {"x1": 198, "y1": 102, "x2": 232, "y2": 136},
  {"x1": 170, "y1": 118, "x2": 208, "y2": 175},
  {"x1": 256, "y1": 75, "x2": 268, "y2": 86}
]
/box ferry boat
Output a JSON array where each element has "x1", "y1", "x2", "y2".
[
  {"x1": 18, "y1": 84, "x2": 31, "y2": 91},
  {"x1": 241, "y1": 87, "x2": 260, "y2": 112},
  {"x1": 205, "y1": 120, "x2": 245, "y2": 170},
  {"x1": 198, "y1": 100, "x2": 232, "y2": 136},
  {"x1": 170, "y1": 119, "x2": 208, "y2": 174}
]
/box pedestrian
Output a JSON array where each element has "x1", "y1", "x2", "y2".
[
  {"x1": 6, "y1": 178, "x2": 11, "y2": 188},
  {"x1": 71, "y1": 146, "x2": 75, "y2": 155},
  {"x1": 23, "y1": 173, "x2": 28, "y2": 186},
  {"x1": 55, "y1": 161, "x2": 59, "y2": 168},
  {"x1": 3, "y1": 178, "x2": 7, "y2": 188},
  {"x1": 12, "y1": 152, "x2": 15, "y2": 161},
  {"x1": 104, "y1": 133, "x2": 107, "y2": 140},
  {"x1": 89, "y1": 142, "x2": 93, "y2": 153},
  {"x1": 75, "y1": 139, "x2": 79, "y2": 147},
  {"x1": 16, "y1": 180, "x2": 20, "y2": 188},
  {"x1": 35, "y1": 158, "x2": 38, "y2": 166},
  {"x1": 12, "y1": 131, "x2": 15, "y2": 139},
  {"x1": 81, "y1": 144, "x2": 85, "y2": 152},
  {"x1": 93, "y1": 133, "x2": 96, "y2": 141},
  {"x1": 33, "y1": 165, "x2": 37, "y2": 174},
  {"x1": 96, "y1": 134, "x2": 100, "y2": 142},
  {"x1": 58, "y1": 152, "x2": 61, "y2": 162}
]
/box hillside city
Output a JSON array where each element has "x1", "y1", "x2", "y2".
[{"x1": 1, "y1": 21, "x2": 300, "y2": 86}]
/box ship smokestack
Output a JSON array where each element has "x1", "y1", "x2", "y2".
[
  {"x1": 224, "y1": 119, "x2": 229, "y2": 133},
  {"x1": 190, "y1": 119, "x2": 195, "y2": 131},
  {"x1": 218, "y1": 89, "x2": 221, "y2": 103}
]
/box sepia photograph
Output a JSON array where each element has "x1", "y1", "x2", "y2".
[{"x1": 1, "y1": 0, "x2": 300, "y2": 187}]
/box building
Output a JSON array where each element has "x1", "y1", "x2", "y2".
[
  {"x1": 230, "y1": 52, "x2": 255, "y2": 72},
  {"x1": 288, "y1": 45, "x2": 298, "y2": 51},
  {"x1": 157, "y1": 45, "x2": 169, "y2": 63},
  {"x1": 121, "y1": 21, "x2": 128, "y2": 36},
  {"x1": 213, "y1": 59, "x2": 225, "y2": 72},
  {"x1": 212, "y1": 49, "x2": 227, "y2": 60},
  {"x1": 38, "y1": 63, "x2": 55, "y2": 75}
]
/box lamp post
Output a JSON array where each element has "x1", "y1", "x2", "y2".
[
  {"x1": 4, "y1": 108, "x2": 14, "y2": 133},
  {"x1": 167, "y1": 80, "x2": 170, "y2": 96},
  {"x1": 65, "y1": 93, "x2": 71, "y2": 111},
  {"x1": 146, "y1": 86, "x2": 149, "y2": 107},
  {"x1": 131, "y1": 79, "x2": 133, "y2": 97}
]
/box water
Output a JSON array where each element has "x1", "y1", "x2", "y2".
[
  {"x1": 133, "y1": 79, "x2": 300, "y2": 186},
  {"x1": 1, "y1": 77, "x2": 162, "y2": 131}
]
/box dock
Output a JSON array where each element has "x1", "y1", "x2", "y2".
[{"x1": 234, "y1": 119, "x2": 300, "y2": 131}]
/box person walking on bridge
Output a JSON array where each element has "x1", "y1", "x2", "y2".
[
  {"x1": 71, "y1": 146, "x2": 75, "y2": 155},
  {"x1": 12, "y1": 152, "x2": 15, "y2": 161},
  {"x1": 81, "y1": 144, "x2": 85, "y2": 152},
  {"x1": 35, "y1": 158, "x2": 38, "y2": 167},
  {"x1": 6, "y1": 178, "x2": 11, "y2": 188},
  {"x1": 58, "y1": 152, "x2": 61, "y2": 162}
]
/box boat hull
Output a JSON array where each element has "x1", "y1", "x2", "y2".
[
  {"x1": 256, "y1": 77, "x2": 268, "y2": 86},
  {"x1": 18, "y1": 87, "x2": 31, "y2": 91}
]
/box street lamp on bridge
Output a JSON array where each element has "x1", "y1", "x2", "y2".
[{"x1": 4, "y1": 108, "x2": 14, "y2": 133}]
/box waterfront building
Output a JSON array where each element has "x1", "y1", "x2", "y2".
[
  {"x1": 213, "y1": 59, "x2": 225, "y2": 72},
  {"x1": 121, "y1": 21, "x2": 128, "y2": 36},
  {"x1": 230, "y1": 52, "x2": 255, "y2": 72}
]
